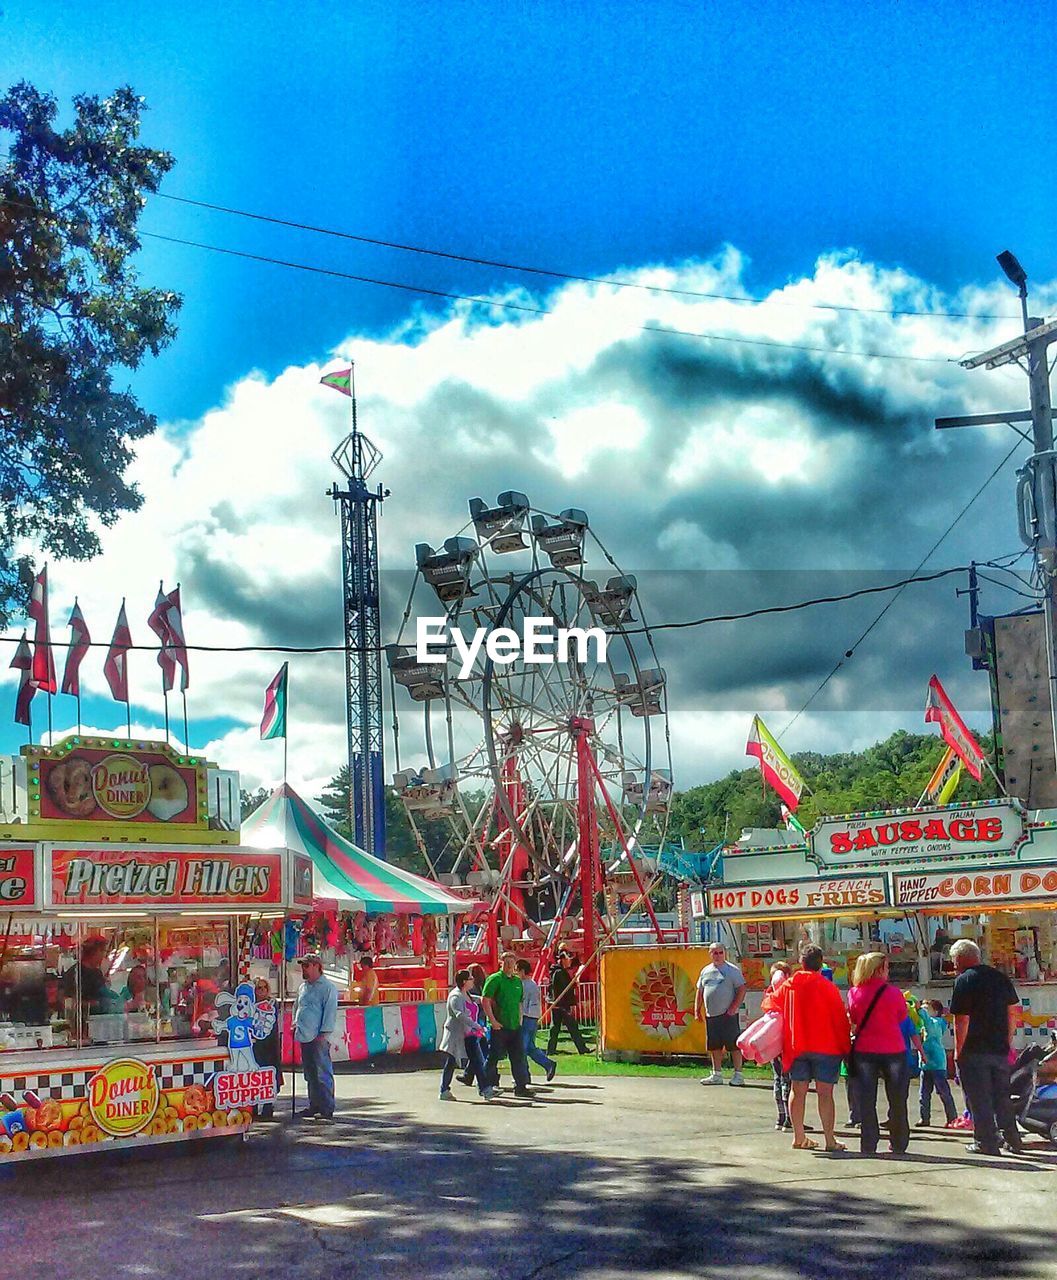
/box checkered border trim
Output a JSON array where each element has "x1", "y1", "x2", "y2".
[{"x1": 0, "y1": 1054, "x2": 226, "y2": 1102}]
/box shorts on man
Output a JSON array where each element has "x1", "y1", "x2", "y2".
[
  {"x1": 788, "y1": 1052, "x2": 842, "y2": 1086},
  {"x1": 705, "y1": 1013, "x2": 741, "y2": 1052}
]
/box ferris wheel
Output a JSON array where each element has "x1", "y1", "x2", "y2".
[{"x1": 386, "y1": 492, "x2": 672, "y2": 965}]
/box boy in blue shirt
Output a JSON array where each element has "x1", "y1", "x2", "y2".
[{"x1": 917, "y1": 998, "x2": 958, "y2": 1127}]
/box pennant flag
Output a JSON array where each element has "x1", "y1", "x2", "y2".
[
  {"x1": 261, "y1": 663, "x2": 288, "y2": 740},
  {"x1": 104, "y1": 601, "x2": 132, "y2": 703},
  {"x1": 165, "y1": 585, "x2": 190, "y2": 692},
  {"x1": 924, "y1": 675, "x2": 984, "y2": 782},
  {"x1": 61, "y1": 600, "x2": 91, "y2": 697},
  {"x1": 746, "y1": 715, "x2": 805, "y2": 811},
  {"x1": 781, "y1": 803, "x2": 807, "y2": 835},
  {"x1": 147, "y1": 584, "x2": 178, "y2": 693},
  {"x1": 320, "y1": 367, "x2": 353, "y2": 396},
  {"x1": 10, "y1": 632, "x2": 35, "y2": 726},
  {"x1": 28, "y1": 566, "x2": 57, "y2": 694},
  {"x1": 923, "y1": 745, "x2": 963, "y2": 806}
]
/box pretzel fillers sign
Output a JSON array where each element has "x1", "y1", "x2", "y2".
[{"x1": 47, "y1": 847, "x2": 283, "y2": 907}]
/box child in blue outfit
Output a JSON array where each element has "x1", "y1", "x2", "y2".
[{"x1": 916, "y1": 998, "x2": 958, "y2": 1127}]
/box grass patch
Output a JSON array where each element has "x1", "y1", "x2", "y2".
[{"x1": 540, "y1": 1033, "x2": 774, "y2": 1079}]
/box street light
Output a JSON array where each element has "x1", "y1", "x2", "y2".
[{"x1": 997, "y1": 249, "x2": 1029, "y2": 327}]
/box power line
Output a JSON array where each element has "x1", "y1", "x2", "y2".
[
  {"x1": 780, "y1": 441, "x2": 1024, "y2": 734},
  {"x1": 0, "y1": 193, "x2": 990, "y2": 364},
  {"x1": 153, "y1": 191, "x2": 1019, "y2": 323},
  {"x1": 136, "y1": 229, "x2": 956, "y2": 364},
  {"x1": 0, "y1": 565, "x2": 976, "y2": 657}
]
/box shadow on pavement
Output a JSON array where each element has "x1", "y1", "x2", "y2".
[{"x1": 4, "y1": 1098, "x2": 1057, "y2": 1280}]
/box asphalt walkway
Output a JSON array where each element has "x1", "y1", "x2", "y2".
[{"x1": 5, "y1": 1069, "x2": 1057, "y2": 1279}]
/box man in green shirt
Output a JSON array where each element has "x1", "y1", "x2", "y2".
[{"x1": 482, "y1": 952, "x2": 531, "y2": 1097}]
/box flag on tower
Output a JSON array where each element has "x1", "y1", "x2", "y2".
[
  {"x1": 10, "y1": 632, "x2": 35, "y2": 726},
  {"x1": 746, "y1": 715, "x2": 805, "y2": 812},
  {"x1": 61, "y1": 600, "x2": 91, "y2": 696},
  {"x1": 27, "y1": 566, "x2": 57, "y2": 694},
  {"x1": 104, "y1": 602, "x2": 132, "y2": 703},
  {"x1": 260, "y1": 663, "x2": 288, "y2": 740},
  {"x1": 320, "y1": 367, "x2": 353, "y2": 396},
  {"x1": 924, "y1": 675, "x2": 984, "y2": 782}
]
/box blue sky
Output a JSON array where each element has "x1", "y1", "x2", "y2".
[{"x1": 3, "y1": 1, "x2": 1057, "y2": 787}]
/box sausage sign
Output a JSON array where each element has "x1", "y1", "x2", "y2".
[
  {"x1": 808, "y1": 801, "x2": 1026, "y2": 868},
  {"x1": 708, "y1": 876, "x2": 889, "y2": 918}
]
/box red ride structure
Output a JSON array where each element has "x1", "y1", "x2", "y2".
[{"x1": 387, "y1": 493, "x2": 674, "y2": 984}]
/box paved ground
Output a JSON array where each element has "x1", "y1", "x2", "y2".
[{"x1": 5, "y1": 1067, "x2": 1057, "y2": 1280}]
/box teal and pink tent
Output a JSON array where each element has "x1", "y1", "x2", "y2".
[{"x1": 242, "y1": 784, "x2": 477, "y2": 916}]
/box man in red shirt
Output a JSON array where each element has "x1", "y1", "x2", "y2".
[{"x1": 775, "y1": 944, "x2": 851, "y2": 1151}]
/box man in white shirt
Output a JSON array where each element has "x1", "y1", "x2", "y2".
[{"x1": 693, "y1": 942, "x2": 747, "y2": 1086}]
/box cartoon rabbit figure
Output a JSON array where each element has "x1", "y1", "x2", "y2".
[{"x1": 214, "y1": 982, "x2": 276, "y2": 1072}]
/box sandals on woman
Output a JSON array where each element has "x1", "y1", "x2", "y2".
[{"x1": 791, "y1": 1137, "x2": 818, "y2": 1150}]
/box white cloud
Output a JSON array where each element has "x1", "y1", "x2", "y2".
[{"x1": 3, "y1": 248, "x2": 1050, "y2": 798}]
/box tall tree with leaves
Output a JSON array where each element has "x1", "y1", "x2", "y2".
[{"x1": 0, "y1": 81, "x2": 180, "y2": 626}]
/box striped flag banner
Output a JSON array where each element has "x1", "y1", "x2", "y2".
[
  {"x1": 261, "y1": 663, "x2": 288, "y2": 740},
  {"x1": 320, "y1": 367, "x2": 353, "y2": 397},
  {"x1": 922, "y1": 745, "x2": 963, "y2": 806},
  {"x1": 61, "y1": 600, "x2": 91, "y2": 697},
  {"x1": 28, "y1": 566, "x2": 57, "y2": 694},
  {"x1": 924, "y1": 675, "x2": 984, "y2": 782},
  {"x1": 746, "y1": 715, "x2": 804, "y2": 811}
]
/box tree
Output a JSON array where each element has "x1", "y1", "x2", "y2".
[
  {"x1": 0, "y1": 82, "x2": 180, "y2": 626},
  {"x1": 240, "y1": 786, "x2": 270, "y2": 821}
]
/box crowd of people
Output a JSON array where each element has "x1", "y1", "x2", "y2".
[
  {"x1": 437, "y1": 949, "x2": 588, "y2": 1101},
  {"x1": 696, "y1": 937, "x2": 1024, "y2": 1157}
]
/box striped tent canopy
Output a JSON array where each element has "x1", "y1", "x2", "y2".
[{"x1": 242, "y1": 784, "x2": 478, "y2": 916}]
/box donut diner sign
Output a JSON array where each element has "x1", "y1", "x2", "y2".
[
  {"x1": 46, "y1": 846, "x2": 283, "y2": 907},
  {"x1": 26, "y1": 736, "x2": 206, "y2": 831},
  {"x1": 807, "y1": 801, "x2": 1026, "y2": 869}
]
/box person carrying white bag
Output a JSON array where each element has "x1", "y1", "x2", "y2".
[{"x1": 736, "y1": 961, "x2": 792, "y2": 1130}]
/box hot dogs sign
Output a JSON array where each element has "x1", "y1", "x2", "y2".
[{"x1": 23, "y1": 736, "x2": 210, "y2": 839}]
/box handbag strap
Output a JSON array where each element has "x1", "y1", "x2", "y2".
[{"x1": 854, "y1": 981, "x2": 888, "y2": 1038}]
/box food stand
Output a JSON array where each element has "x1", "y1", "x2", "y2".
[
  {"x1": 241, "y1": 785, "x2": 480, "y2": 1066},
  {"x1": 706, "y1": 798, "x2": 1057, "y2": 1046},
  {"x1": 0, "y1": 736, "x2": 312, "y2": 1163}
]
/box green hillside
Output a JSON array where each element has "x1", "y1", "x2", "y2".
[{"x1": 670, "y1": 730, "x2": 999, "y2": 850}]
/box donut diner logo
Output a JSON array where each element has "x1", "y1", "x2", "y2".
[
  {"x1": 91, "y1": 754, "x2": 152, "y2": 819},
  {"x1": 88, "y1": 1058, "x2": 160, "y2": 1138},
  {"x1": 628, "y1": 961, "x2": 695, "y2": 1040}
]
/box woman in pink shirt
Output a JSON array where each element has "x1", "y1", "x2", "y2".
[{"x1": 847, "y1": 952, "x2": 911, "y2": 1155}]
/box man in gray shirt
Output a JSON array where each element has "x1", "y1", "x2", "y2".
[
  {"x1": 294, "y1": 953, "x2": 339, "y2": 1119},
  {"x1": 693, "y1": 942, "x2": 747, "y2": 1086}
]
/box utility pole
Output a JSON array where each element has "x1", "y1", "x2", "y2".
[{"x1": 938, "y1": 251, "x2": 1057, "y2": 777}]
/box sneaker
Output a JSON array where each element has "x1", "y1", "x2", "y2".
[
  {"x1": 782, "y1": 1120, "x2": 793, "y2": 1132},
  {"x1": 439, "y1": 1090, "x2": 455, "y2": 1101},
  {"x1": 729, "y1": 1072, "x2": 746, "y2": 1087},
  {"x1": 774, "y1": 1121, "x2": 786, "y2": 1130},
  {"x1": 966, "y1": 1143, "x2": 1002, "y2": 1156},
  {"x1": 915, "y1": 1120, "x2": 930, "y2": 1128},
  {"x1": 514, "y1": 1088, "x2": 533, "y2": 1099},
  {"x1": 700, "y1": 1073, "x2": 724, "y2": 1085},
  {"x1": 546, "y1": 1063, "x2": 557, "y2": 1083},
  {"x1": 295, "y1": 1110, "x2": 319, "y2": 1120},
  {"x1": 480, "y1": 1087, "x2": 496, "y2": 1101}
]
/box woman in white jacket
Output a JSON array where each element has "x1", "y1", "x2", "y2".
[{"x1": 439, "y1": 969, "x2": 490, "y2": 1100}]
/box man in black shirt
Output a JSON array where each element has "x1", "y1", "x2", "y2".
[
  {"x1": 949, "y1": 938, "x2": 1022, "y2": 1155},
  {"x1": 547, "y1": 950, "x2": 588, "y2": 1056}
]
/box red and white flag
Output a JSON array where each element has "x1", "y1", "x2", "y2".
[
  {"x1": 28, "y1": 566, "x2": 57, "y2": 694},
  {"x1": 746, "y1": 715, "x2": 805, "y2": 811},
  {"x1": 10, "y1": 632, "x2": 35, "y2": 726},
  {"x1": 924, "y1": 674, "x2": 984, "y2": 782},
  {"x1": 147, "y1": 584, "x2": 190, "y2": 694},
  {"x1": 104, "y1": 601, "x2": 132, "y2": 703},
  {"x1": 61, "y1": 600, "x2": 91, "y2": 697},
  {"x1": 148, "y1": 584, "x2": 178, "y2": 693}
]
